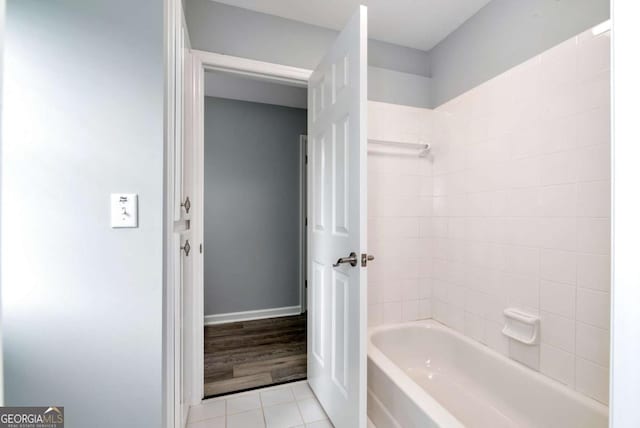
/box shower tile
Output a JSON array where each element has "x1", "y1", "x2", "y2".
[
  {"x1": 577, "y1": 31, "x2": 610, "y2": 81},
  {"x1": 576, "y1": 218, "x2": 610, "y2": 254},
  {"x1": 540, "y1": 344, "x2": 576, "y2": 387},
  {"x1": 540, "y1": 280, "x2": 576, "y2": 319},
  {"x1": 576, "y1": 322, "x2": 610, "y2": 366},
  {"x1": 538, "y1": 183, "x2": 577, "y2": 217},
  {"x1": 370, "y1": 20, "x2": 610, "y2": 405},
  {"x1": 484, "y1": 320, "x2": 509, "y2": 356},
  {"x1": 576, "y1": 358, "x2": 609, "y2": 404},
  {"x1": 576, "y1": 288, "x2": 610, "y2": 330},
  {"x1": 576, "y1": 253, "x2": 610, "y2": 292},
  {"x1": 464, "y1": 312, "x2": 485, "y2": 343},
  {"x1": 540, "y1": 311, "x2": 576, "y2": 352},
  {"x1": 506, "y1": 246, "x2": 540, "y2": 276},
  {"x1": 575, "y1": 107, "x2": 611, "y2": 148},
  {"x1": 418, "y1": 299, "x2": 432, "y2": 319},
  {"x1": 540, "y1": 249, "x2": 577, "y2": 284},
  {"x1": 576, "y1": 180, "x2": 610, "y2": 217},
  {"x1": 574, "y1": 144, "x2": 611, "y2": 182},
  {"x1": 401, "y1": 300, "x2": 420, "y2": 321},
  {"x1": 383, "y1": 302, "x2": 402, "y2": 324},
  {"x1": 577, "y1": 70, "x2": 610, "y2": 113},
  {"x1": 538, "y1": 218, "x2": 576, "y2": 251},
  {"x1": 504, "y1": 272, "x2": 539, "y2": 311},
  {"x1": 509, "y1": 341, "x2": 540, "y2": 370},
  {"x1": 539, "y1": 150, "x2": 578, "y2": 185}
]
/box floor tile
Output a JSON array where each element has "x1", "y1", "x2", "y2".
[
  {"x1": 263, "y1": 402, "x2": 304, "y2": 428},
  {"x1": 227, "y1": 392, "x2": 261, "y2": 415},
  {"x1": 307, "y1": 420, "x2": 334, "y2": 428},
  {"x1": 297, "y1": 397, "x2": 327, "y2": 423},
  {"x1": 187, "y1": 416, "x2": 225, "y2": 428},
  {"x1": 187, "y1": 400, "x2": 225, "y2": 423},
  {"x1": 260, "y1": 386, "x2": 295, "y2": 407},
  {"x1": 227, "y1": 409, "x2": 265, "y2": 428},
  {"x1": 291, "y1": 382, "x2": 314, "y2": 400}
]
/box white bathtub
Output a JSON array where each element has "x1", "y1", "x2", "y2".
[{"x1": 367, "y1": 320, "x2": 608, "y2": 428}]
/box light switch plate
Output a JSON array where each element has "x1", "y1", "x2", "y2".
[{"x1": 111, "y1": 193, "x2": 138, "y2": 228}]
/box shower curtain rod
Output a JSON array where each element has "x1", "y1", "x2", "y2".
[{"x1": 368, "y1": 138, "x2": 431, "y2": 157}]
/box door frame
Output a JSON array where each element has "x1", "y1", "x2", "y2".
[
  {"x1": 187, "y1": 49, "x2": 312, "y2": 402},
  {"x1": 299, "y1": 134, "x2": 308, "y2": 314},
  {"x1": 164, "y1": 0, "x2": 190, "y2": 426}
]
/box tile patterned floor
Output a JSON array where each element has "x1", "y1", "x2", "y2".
[{"x1": 187, "y1": 381, "x2": 334, "y2": 428}]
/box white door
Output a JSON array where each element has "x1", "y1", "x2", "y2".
[
  {"x1": 307, "y1": 6, "x2": 368, "y2": 428},
  {"x1": 173, "y1": 7, "x2": 195, "y2": 426},
  {"x1": 178, "y1": 48, "x2": 196, "y2": 428}
]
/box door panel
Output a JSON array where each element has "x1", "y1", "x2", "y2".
[
  {"x1": 175, "y1": 9, "x2": 195, "y2": 427},
  {"x1": 307, "y1": 6, "x2": 367, "y2": 428}
]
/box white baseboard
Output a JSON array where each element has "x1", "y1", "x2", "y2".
[{"x1": 204, "y1": 305, "x2": 302, "y2": 325}]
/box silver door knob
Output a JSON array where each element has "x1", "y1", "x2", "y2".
[{"x1": 333, "y1": 252, "x2": 358, "y2": 267}]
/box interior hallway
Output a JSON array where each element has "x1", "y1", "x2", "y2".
[{"x1": 204, "y1": 314, "x2": 307, "y2": 397}]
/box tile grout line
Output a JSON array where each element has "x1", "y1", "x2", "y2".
[
  {"x1": 292, "y1": 390, "x2": 305, "y2": 427},
  {"x1": 258, "y1": 389, "x2": 267, "y2": 428},
  {"x1": 224, "y1": 398, "x2": 228, "y2": 428}
]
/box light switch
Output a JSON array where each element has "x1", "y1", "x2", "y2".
[{"x1": 111, "y1": 193, "x2": 138, "y2": 228}]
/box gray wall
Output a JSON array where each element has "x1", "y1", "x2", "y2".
[
  {"x1": 428, "y1": 0, "x2": 610, "y2": 106},
  {"x1": 185, "y1": 0, "x2": 432, "y2": 108},
  {"x1": 204, "y1": 97, "x2": 306, "y2": 315},
  {"x1": 0, "y1": 0, "x2": 5, "y2": 406},
  {"x1": 2, "y1": 1, "x2": 164, "y2": 426},
  {"x1": 185, "y1": 0, "x2": 610, "y2": 109},
  {"x1": 205, "y1": 71, "x2": 308, "y2": 109},
  {"x1": 368, "y1": 66, "x2": 431, "y2": 109}
]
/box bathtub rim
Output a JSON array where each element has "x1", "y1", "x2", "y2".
[{"x1": 368, "y1": 319, "x2": 608, "y2": 427}]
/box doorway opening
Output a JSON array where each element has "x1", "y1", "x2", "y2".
[
  {"x1": 183, "y1": 15, "x2": 369, "y2": 423},
  {"x1": 201, "y1": 69, "x2": 309, "y2": 398}
]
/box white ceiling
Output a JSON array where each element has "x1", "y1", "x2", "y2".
[{"x1": 210, "y1": 0, "x2": 492, "y2": 51}]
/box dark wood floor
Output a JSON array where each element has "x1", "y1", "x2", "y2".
[{"x1": 204, "y1": 313, "x2": 307, "y2": 398}]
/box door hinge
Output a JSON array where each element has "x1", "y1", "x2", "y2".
[
  {"x1": 305, "y1": 155, "x2": 308, "y2": 165},
  {"x1": 181, "y1": 196, "x2": 191, "y2": 214},
  {"x1": 181, "y1": 239, "x2": 191, "y2": 257},
  {"x1": 305, "y1": 279, "x2": 308, "y2": 289},
  {"x1": 305, "y1": 217, "x2": 308, "y2": 227},
  {"x1": 199, "y1": 243, "x2": 203, "y2": 254}
]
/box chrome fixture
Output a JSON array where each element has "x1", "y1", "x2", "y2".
[
  {"x1": 181, "y1": 196, "x2": 191, "y2": 214},
  {"x1": 361, "y1": 253, "x2": 375, "y2": 267},
  {"x1": 333, "y1": 252, "x2": 358, "y2": 267},
  {"x1": 181, "y1": 239, "x2": 191, "y2": 257},
  {"x1": 368, "y1": 139, "x2": 431, "y2": 157}
]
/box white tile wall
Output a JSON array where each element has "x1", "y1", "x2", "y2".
[
  {"x1": 429, "y1": 25, "x2": 611, "y2": 404},
  {"x1": 367, "y1": 101, "x2": 436, "y2": 327}
]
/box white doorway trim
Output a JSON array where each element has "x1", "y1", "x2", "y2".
[
  {"x1": 299, "y1": 134, "x2": 308, "y2": 314},
  {"x1": 187, "y1": 50, "x2": 312, "y2": 403},
  {"x1": 164, "y1": 0, "x2": 190, "y2": 426},
  {"x1": 193, "y1": 50, "x2": 311, "y2": 87}
]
